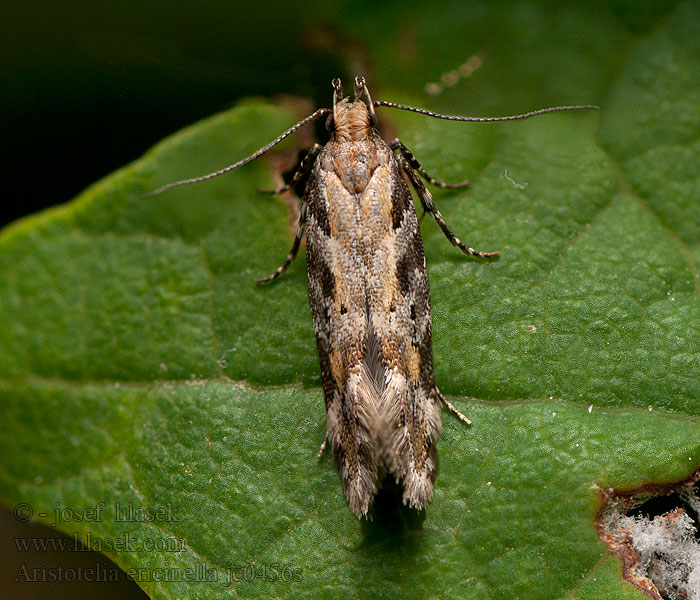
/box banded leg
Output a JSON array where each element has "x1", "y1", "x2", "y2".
[
  {"x1": 256, "y1": 203, "x2": 307, "y2": 283},
  {"x1": 390, "y1": 138, "x2": 469, "y2": 189},
  {"x1": 257, "y1": 143, "x2": 323, "y2": 195},
  {"x1": 436, "y1": 388, "x2": 472, "y2": 426},
  {"x1": 398, "y1": 156, "x2": 498, "y2": 258}
]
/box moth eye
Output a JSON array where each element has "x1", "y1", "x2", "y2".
[
  {"x1": 368, "y1": 112, "x2": 377, "y2": 128},
  {"x1": 325, "y1": 114, "x2": 335, "y2": 132},
  {"x1": 340, "y1": 305, "x2": 347, "y2": 315}
]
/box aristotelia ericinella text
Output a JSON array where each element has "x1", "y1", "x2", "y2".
[{"x1": 148, "y1": 76, "x2": 597, "y2": 518}]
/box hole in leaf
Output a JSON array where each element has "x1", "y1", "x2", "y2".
[{"x1": 597, "y1": 471, "x2": 700, "y2": 600}]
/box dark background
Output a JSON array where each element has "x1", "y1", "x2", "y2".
[
  {"x1": 2, "y1": 1, "x2": 353, "y2": 229},
  {"x1": 3, "y1": 0, "x2": 673, "y2": 229}
]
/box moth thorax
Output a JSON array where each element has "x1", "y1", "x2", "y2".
[{"x1": 333, "y1": 100, "x2": 371, "y2": 142}]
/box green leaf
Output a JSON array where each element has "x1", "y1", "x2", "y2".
[{"x1": 2, "y1": 2, "x2": 699, "y2": 599}]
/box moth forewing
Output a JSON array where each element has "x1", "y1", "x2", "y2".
[{"x1": 146, "y1": 76, "x2": 597, "y2": 518}]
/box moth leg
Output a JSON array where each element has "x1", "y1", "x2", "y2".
[
  {"x1": 390, "y1": 138, "x2": 469, "y2": 189},
  {"x1": 436, "y1": 388, "x2": 472, "y2": 426},
  {"x1": 256, "y1": 203, "x2": 307, "y2": 283},
  {"x1": 257, "y1": 143, "x2": 323, "y2": 195},
  {"x1": 398, "y1": 156, "x2": 499, "y2": 258},
  {"x1": 317, "y1": 430, "x2": 329, "y2": 458}
]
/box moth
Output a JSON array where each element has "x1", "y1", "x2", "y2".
[{"x1": 149, "y1": 77, "x2": 596, "y2": 517}]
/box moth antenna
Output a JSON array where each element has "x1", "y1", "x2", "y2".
[
  {"x1": 354, "y1": 76, "x2": 376, "y2": 123},
  {"x1": 144, "y1": 107, "x2": 331, "y2": 196},
  {"x1": 373, "y1": 100, "x2": 598, "y2": 122}
]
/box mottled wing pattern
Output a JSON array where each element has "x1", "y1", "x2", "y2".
[
  {"x1": 305, "y1": 131, "x2": 441, "y2": 516},
  {"x1": 376, "y1": 152, "x2": 442, "y2": 510}
]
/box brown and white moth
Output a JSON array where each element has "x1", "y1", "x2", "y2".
[{"x1": 149, "y1": 77, "x2": 596, "y2": 518}]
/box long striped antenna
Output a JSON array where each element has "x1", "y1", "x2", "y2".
[
  {"x1": 373, "y1": 100, "x2": 598, "y2": 122},
  {"x1": 145, "y1": 79, "x2": 598, "y2": 197},
  {"x1": 144, "y1": 107, "x2": 331, "y2": 196}
]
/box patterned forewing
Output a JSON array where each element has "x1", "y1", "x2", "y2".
[{"x1": 367, "y1": 149, "x2": 442, "y2": 509}]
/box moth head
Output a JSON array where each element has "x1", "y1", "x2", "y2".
[{"x1": 326, "y1": 76, "x2": 377, "y2": 142}]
